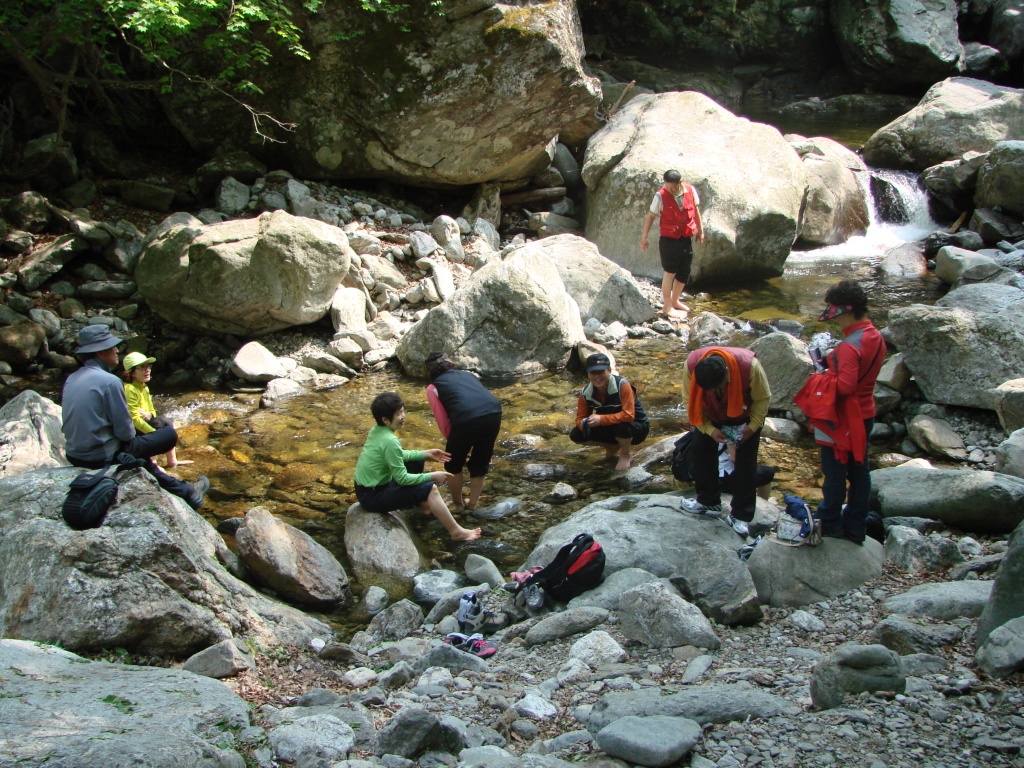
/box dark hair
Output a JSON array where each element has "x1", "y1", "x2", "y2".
[
  {"x1": 663, "y1": 169, "x2": 682, "y2": 183},
  {"x1": 824, "y1": 279, "x2": 868, "y2": 317},
  {"x1": 694, "y1": 355, "x2": 728, "y2": 389},
  {"x1": 371, "y1": 392, "x2": 404, "y2": 426},
  {"x1": 424, "y1": 351, "x2": 456, "y2": 381}
]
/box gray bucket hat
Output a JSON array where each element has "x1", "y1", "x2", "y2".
[{"x1": 76, "y1": 325, "x2": 123, "y2": 354}]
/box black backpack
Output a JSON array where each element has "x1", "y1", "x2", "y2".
[
  {"x1": 523, "y1": 533, "x2": 605, "y2": 602},
  {"x1": 61, "y1": 454, "x2": 148, "y2": 531},
  {"x1": 671, "y1": 431, "x2": 696, "y2": 483}
]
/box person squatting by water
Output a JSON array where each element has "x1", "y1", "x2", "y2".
[
  {"x1": 680, "y1": 346, "x2": 772, "y2": 537},
  {"x1": 61, "y1": 325, "x2": 209, "y2": 509},
  {"x1": 640, "y1": 168, "x2": 705, "y2": 319},
  {"x1": 424, "y1": 351, "x2": 503, "y2": 511},
  {"x1": 354, "y1": 391, "x2": 482, "y2": 541},
  {"x1": 809, "y1": 280, "x2": 886, "y2": 545},
  {"x1": 569, "y1": 353, "x2": 649, "y2": 471},
  {"x1": 123, "y1": 351, "x2": 192, "y2": 471}
]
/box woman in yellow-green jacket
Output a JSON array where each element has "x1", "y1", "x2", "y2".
[{"x1": 123, "y1": 352, "x2": 191, "y2": 469}]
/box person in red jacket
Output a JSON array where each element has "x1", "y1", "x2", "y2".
[
  {"x1": 640, "y1": 169, "x2": 705, "y2": 318},
  {"x1": 814, "y1": 280, "x2": 886, "y2": 545}
]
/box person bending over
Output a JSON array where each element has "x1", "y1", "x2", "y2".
[
  {"x1": 354, "y1": 392, "x2": 481, "y2": 541},
  {"x1": 569, "y1": 353, "x2": 649, "y2": 471},
  {"x1": 424, "y1": 352, "x2": 502, "y2": 511}
]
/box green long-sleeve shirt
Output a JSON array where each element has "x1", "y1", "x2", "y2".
[
  {"x1": 354, "y1": 425, "x2": 430, "y2": 487},
  {"x1": 124, "y1": 380, "x2": 157, "y2": 434}
]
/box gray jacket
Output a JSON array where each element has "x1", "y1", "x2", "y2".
[{"x1": 61, "y1": 358, "x2": 136, "y2": 462}]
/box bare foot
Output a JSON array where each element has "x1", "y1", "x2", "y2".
[
  {"x1": 615, "y1": 456, "x2": 631, "y2": 471},
  {"x1": 167, "y1": 460, "x2": 194, "y2": 468},
  {"x1": 663, "y1": 308, "x2": 685, "y2": 319},
  {"x1": 464, "y1": 501, "x2": 479, "y2": 511},
  {"x1": 451, "y1": 527, "x2": 482, "y2": 541},
  {"x1": 603, "y1": 448, "x2": 617, "y2": 461},
  {"x1": 672, "y1": 301, "x2": 691, "y2": 312}
]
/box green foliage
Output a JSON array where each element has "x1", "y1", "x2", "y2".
[{"x1": 101, "y1": 693, "x2": 135, "y2": 713}]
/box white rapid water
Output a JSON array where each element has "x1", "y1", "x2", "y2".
[{"x1": 786, "y1": 168, "x2": 943, "y2": 267}]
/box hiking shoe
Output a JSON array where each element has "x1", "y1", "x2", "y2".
[
  {"x1": 184, "y1": 476, "x2": 210, "y2": 510},
  {"x1": 443, "y1": 632, "x2": 497, "y2": 658},
  {"x1": 456, "y1": 591, "x2": 482, "y2": 633},
  {"x1": 522, "y1": 583, "x2": 545, "y2": 610},
  {"x1": 681, "y1": 499, "x2": 722, "y2": 515},
  {"x1": 726, "y1": 515, "x2": 749, "y2": 537}
]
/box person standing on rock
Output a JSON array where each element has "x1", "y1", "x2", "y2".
[
  {"x1": 809, "y1": 280, "x2": 886, "y2": 545},
  {"x1": 569, "y1": 353, "x2": 649, "y2": 471},
  {"x1": 61, "y1": 325, "x2": 209, "y2": 509},
  {"x1": 354, "y1": 391, "x2": 482, "y2": 541},
  {"x1": 680, "y1": 346, "x2": 771, "y2": 536},
  {"x1": 424, "y1": 352, "x2": 503, "y2": 511},
  {"x1": 640, "y1": 169, "x2": 705, "y2": 318}
]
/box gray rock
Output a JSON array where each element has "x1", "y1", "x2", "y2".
[
  {"x1": 872, "y1": 615, "x2": 963, "y2": 654},
  {"x1": 750, "y1": 332, "x2": 816, "y2": 411},
  {"x1": 463, "y1": 554, "x2": 504, "y2": 589},
  {"x1": 934, "y1": 246, "x2": 1001, "y2": 285},
  {"x1": 994, "y1": 378, "x2": 1024, "y2": 433},
  {"x1": 582, "y1": 685, "x2": 798, "y2": 731},
  {"x1": 583, "y1": 92, "x2": 805, "y2": 283},
  {"x1": 231, "y1": 341, "x2": 287, "y2": 383},
  {"x1": 669, "y1": 542, "x2": 763, "y2": 625},
  {"x1": 900, "y1": 653, "x2": 948, "y2": 676},
  {"x1": 994, "y1": 427, "x2": 1024, "y2": 480},
  {"x1": 788, "y1": 609, "x2": 826, "y2": 633},
  {"x1": 544, "y1": 482, "x2": 578, "y2": 503},
  {"x1": 525, "y1": 607, "x2": 610, "y2": 646},
  {"x1": 0, "y1": 639, "x2": 252, "y2": 767},
  {"x1": 414, "y1": 570, "x2": 468, "y2": 605},
  {"x1": 514, "y1": 694, "x2": 558, "y2": 720},
  {"x1": 471, "y1": 497, "x2": 524, "y2": 521},
  {"x1": 976, "y1": 140, "x2": 1024, "y2": 216},
  {"x1": 872, "y1": 466, "x2": 1024, "y2": 534},
  {"x1": 975, "y1": 616, "x2": 1024, "y2": 678},
  {"x1": 120, "y1": 180, "x2": 175, "y2": 212},
  {"x1": 568, "y1": 630, "x2": 627, "y2": 667},
  {"x1": 216, "y1": 176, "x2": 251, "y2": 216},
  {"x1": 374, "y1": 707, "x2": 464, "y2": 758},
  {"x1": 937, "y1": 282, "x2": 1024, "y2": 314},
  {"x1": 17, "y1": 234, "x2": 89, "y2": 290},
  {"x1": 798, "y1": 137, "x2": 870, "y2": 247},
  {"x1": 183, "y1": 639, "x2": 254, "y2": 678},
  {"x1": 378, "y1": 660, "x2": 415, "y2": 690},
  {"x1": 884, "y1": 516, "x2": 946, "y2": 534},
  {"x1": 412, "y1": 643, "x2": 489, "y2": 675},
  {"x1": 883, "y1": 526, "x2": 965, "y2": 574},
  {"x1": 364, "y1": 600, "x2": 424, "y2": 644},
  {"x1": 595, "y1": 715, "x2": 702, "y2": 767},
  {"x1": 423, "y1": 584, "x2": 490, "y2": 625},
  {"x1": 907, "y1": 415, "x2": 968, "y2": 461},
  {"x1": 762, "y1": 416, "x2": 804, "y2": 444},
  {"x1": 747, "y1": 536, "x2": 885, "y2": 607},
  {"x1": 0, "y1": 468, "x2": 332, "y2": 655},
  {"x1": 951, "y1": 552, "x2": 1005, "y2": 580},
  {"x1": 268, "y1": 714, "x2": 354, "y2": 764},
  {"x1": 810, "y1": 643, "x2": 906, "y2": 711},
  {"x1": 260, "y1": 378, "x2": 307, "y2": 407},
  {"x1": 883, "y1": 581, "x2": 993, "y2": 620},
  {"x1": 618, "y1": 581, "x2": 720, "y2": 649},
  {"x1": 235, "y1": 507, "x2": 349, "y2": 608},
  {"x1": 137, "y1": 210, "x2": 354, "y2": 336},
  {"x1": 567, "y1": 568, "x2": 663, "y2": 611},
  {"x1": 344, "y1": 503, "x2": 424, "y2": 598},
  {"x1": 0, "y1": 390, "x2": 65, "y2": 478},
  {"x1": 977, "y1": 519, "x2": 1024, "y2": 645}
]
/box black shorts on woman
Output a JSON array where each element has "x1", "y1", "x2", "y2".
[
  {"x1": 355, "y1": 460, "x2": 434, "y2": 513},
  {"x1": 659, "y1": 235, "x2": 693, "y2": 281}
]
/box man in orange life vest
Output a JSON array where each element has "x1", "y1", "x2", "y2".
[
  {"x1": 640, "y1": 169, "x2": 705, "y2": 318},
  {"x1": 680, "y1": 346, "x2": 771, "y2": 537}
]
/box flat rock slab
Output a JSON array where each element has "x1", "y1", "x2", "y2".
[
  {"x1": 0, "y1": 639, "x2": 251, "y2": 768},
  {"x1": 883, "y1": 581, "x2": 994, "y2": 621},
  {"x1": 596, "y1": 715, "x2": 702, "y2": 767},
  {"x1": 582, "y1": 685, "x2": 799, "y2": 732}
]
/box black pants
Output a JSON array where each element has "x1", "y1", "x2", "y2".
[
  {"x1": 446, "y1": 412, "x2": 502, "y2": 477},
  {"x1": 570, "y1": 420, "x2": 649, "y2": 446},
  {"x1": 68, "y1": 426, "x2": 192, "y2": 500},
  {"x1": 690, "y1": 427, "x2": 762, "y2": 522},
  {"x1": 355, "y1": 461, "x2": 434, "y2": 513}
]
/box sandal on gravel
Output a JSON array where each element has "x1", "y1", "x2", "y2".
[{"x1": 443, "y1": 632, "x2": 498, "y2": 658}]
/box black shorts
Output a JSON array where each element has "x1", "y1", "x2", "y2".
[
  {"x1": 570, "y1": 420, "x2": 650, "y2": 446},
  {"x1": 355, "y1": 461, "x2": 434, "y2": 512},
  {"x1": 659, "y1": 235, "x2": 693, "y2": 281},
  {"x1": 445, "y1": 412, "x2": 501, "y2": 477}
]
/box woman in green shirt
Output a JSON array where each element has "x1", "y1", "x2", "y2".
[
  {"x1": 354, "y1": 392, "x2": 481, "y2": 541},
  {"x1": 123, "y1": 352, "x2": 191, "y2": 470}
]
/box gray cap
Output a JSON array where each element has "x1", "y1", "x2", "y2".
[{"x1": 76, "y1": 325, "x2": 122, "y2": 354}]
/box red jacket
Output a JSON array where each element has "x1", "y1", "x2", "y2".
[{"x1": 659, "y1": 185, "x2": 698, "y2": 239}]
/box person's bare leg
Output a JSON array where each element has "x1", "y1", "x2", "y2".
[
  {"x1": 466, "y1": 475, "x2": 485, "y2": 509},
  {"x1": 671, "y1": 280, "x2": 689, "y2": 312},
  {"x1": 756, "y1": 483, "x2": 771, "y2": 500},
  {"x1": 422, "y1": 486, "x2": 481, "y2": 540},
  {"x1": 447, "y1": 471, "x2": 465, "y2": 507},
  {"x1": 165, "y1": 447, "x2": 192, "y2": 468},
  {"x1": 615, "y1": 436, "x2": 632, "y2": 471},
  {"x1": 603, "y1": 444, "x2": 618, "y2": 460},
  {"x1": 661, "y1": 272, "x2": 683, "y2": 317}
]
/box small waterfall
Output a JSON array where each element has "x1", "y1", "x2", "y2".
[{"x1": 788, "y1": 167, "x2": 942, "y2": 265}]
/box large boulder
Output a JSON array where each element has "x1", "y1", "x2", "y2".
[
  {"x1": 0, "y1": 390, "x2": 65, "y2": 477},
  {"x1": 519, "y1": 234, "x2": 655, "y2": 325},
  {"x1": 974, "y1": 140, "x2": 1024, "y2": 216},
  {"x1": 793, "y1": 136, "x2": 870, "y2": 246},
  {"x1": 994, "y1": 428, "x2": 1024, "y2": 479},
  {"x1": 0, "y1": 639, "x2": 253, "y2": 768},
  {"x1": 749, "y1": 332, "x2": 814, "y2": 411},
  {"x1": 934, "y1": 247, "x2": 1002, "y2": 285},
  {"x1": 746, "y1": 537, "x2": 885, "y2": 607},
  {"x1": 976, "y1": 520, "x2": 1024, "y2": 646},
  {"x1": 617, "y1": 581, "x2": 720, "y2": 650},
  {"x1": 396, "y1": 248, "x2": 584, "y2": 378},
  {"x1": 994, "y1": 378, "x2": 1024, "y2": 433},
  {"x1": 935, "y1": 283, "x2": 1024, "y2": 314},
  {"x1": 159, "y1": 1, "x2": 600, "y2": 187},
  {"x1": 883, "y1": 581, "x2": 993, "y2": 620},
  {"x1": 886, "y1": 304, "x2": 1024, "y2": 409},
  {"x1": 0, "y1": 468, "x2": 333, "y2": 655},
  {"x1": 235, "y1": 507, "x2": 350, "y2": 608},
  {"x1": 668, "y1": 542, "x2": 763, "y2": 626},
  {"x1": 862, "y1": 78, "x2": 1024, "y2": 170},
  {"x1": 582, "y1": 91, "x2": 806, "y2": 282},
  {"x1": 521, "y1": 494, "x2": 749, "y2": 577},
  {"x1": 871, "y1": 466, "x2": 1024, "y2": 534},
  {"x1": 830, "y1": 0, "x2": 962, "y2": 88},
  {"x1": 809, "y1": 643, "x2": 906, "y2": 710},
  {"x1": 344, "y1": 504, "x2": 425, "y2": 598},
  {"x1": 136, "y1": 210, "x2": 354, "y2": 336}
]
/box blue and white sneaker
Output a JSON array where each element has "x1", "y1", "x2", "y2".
[
  {"x1": 726, "y1": 515, "x2": 750, "y2": 537},
  {"x1": 681, "y1": 499, "x2": 723, "y2": 515}
]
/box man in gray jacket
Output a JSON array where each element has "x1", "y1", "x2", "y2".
[{"x1": 62, "y1": 325, "x2": 209, "y2": 509}]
